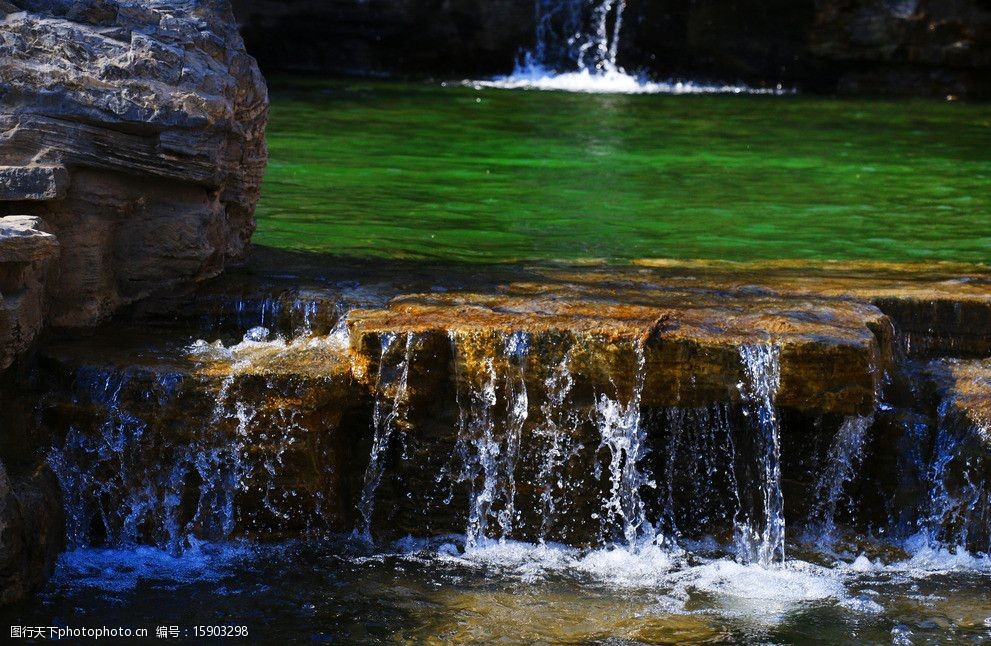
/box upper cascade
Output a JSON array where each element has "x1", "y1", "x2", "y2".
[
  {"x1": 521, "y1": 0, "x2": 627, "y2": 76},
  {"x1": 474, "y1": 0, "x2": 787, "y2": 94}
]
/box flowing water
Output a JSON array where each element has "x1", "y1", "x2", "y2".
[{"x1": 6, "y1": 303, "x2": 991, "y2": 643}]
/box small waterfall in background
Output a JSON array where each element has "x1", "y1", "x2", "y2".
[
  {"x1": 472, "y1": 0, "x2": 789, "y2": 93},
  {"x1": 520, "y1": 0, "x2": 626, "y2": 77}
]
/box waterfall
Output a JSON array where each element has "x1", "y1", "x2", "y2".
[
  {"x1": 474, "y1": 0, "x2": 787, "y2": 93},
  {"x1": 47, "y1": 328, "x2": 350, "y2": 552},
  {"x1": 449, "y1": 331, "x2": 531, "y2": 550},
  {"x1": 811, "y1": 415, "x2": 875, "y2": 541},
  {"x1": 520, "y1": 0, "x2": 627, "y2": 76},
  {"x1": 734, "y1": 344, "x2": 785, "y2": 566},
  {"x1": 593, "y1": 339, "x2": 654, "y2": 546},
  {"x1": 535, "y1": 348, "x2": 580, "y2": 541},
  {"x1": 920, "y1": 401, "x2": 991, "y2": 554},
  {"x1": 660, "y1": 403, "x2": 738, "y2": 541},
  {"x1": 357, "y1": 332, "x2": 416, "y2": 539}
]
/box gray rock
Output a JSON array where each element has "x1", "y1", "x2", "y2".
[
  {"x1": 0, "y1": 165, "x2": 69, "y2": 201},
  {"x1": 0, "y1": 0, "x2": 268, "y2": 333}
]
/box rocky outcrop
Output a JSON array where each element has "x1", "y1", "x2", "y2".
[
  {"x1": 0, "y1": 0, "x2": 268, "y2": 343},
  {"x1": 0, "y1": 0, "x2": 267, "y2": 605},
  {"x1": 0, "y1": 216, "x2": 58, "y2": 371}
]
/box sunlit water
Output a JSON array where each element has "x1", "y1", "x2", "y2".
[{"x1": 256, "y1": 77, "x2": 990, "y2": 263}]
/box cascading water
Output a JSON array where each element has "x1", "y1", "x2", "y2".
[
  {"x1": 593, "y1": 339, "x2": 655, "y2": 547},
  {"x1": 810, "y1": 415, "x2": 876, "y2": 542},
  {"x1": 448, "y1": 331, "x2": 531, "y2": 549},
  {"x1": 919, "y1": 401, "x2": 991, "y2": 554},
  {"x1": 473, "y1": 0, "x2": 789, "y2": 93},
  {"x1": 519, "y1": 0, "x2": 626, "y2": 76},
  {"x1": 659, "y1": 403, "x2": 738, "y2": 541},
  {"x1": 534, "y1": 348, "x2": 581, "y2": 541},
  {"x1": 735, "y1": 344, "x2": 785, "y2": 566},
  {"x1": 47, "y1": 321, "x2": 355, "y2": 553},
  {"x1": 357, "y1": 332, "x2": 416, "y2": 539}
]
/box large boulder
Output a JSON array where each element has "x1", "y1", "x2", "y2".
[{"x1": 0, "y1": 0, "x2": 268, "y2": 343}]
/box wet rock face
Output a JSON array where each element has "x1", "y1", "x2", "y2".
[
  {"x1": 811, "y1": 0, "x2": 991, "y2": 97},
  {"x1": 0, "y1": 462, "x2": 64, "y2": 605},
  {"x1": 12, "y1": 259, "x2": 990, "y2": 552},
  {"x1": 0, "y1": 0, "x2": 268, "y2": 338}
]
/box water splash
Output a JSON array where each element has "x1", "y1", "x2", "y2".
[
  {"x1": 594, "y1": 340, "x2": 654, "y2": 546},
  {"x1": 449, "y1": 331, "x2": 531, "y2": 550},
  {"x1": 660, "y1": 403, "x2": 738, "y2": 541},
  {"x1": 735, "y1": 344, "x2": 785, "y2": 566},
  {"x1": 919, "y1": 400, "x2": 990, "y2": 554},
  {"x1": 472, "y1": 0, "x2": 790, "y2": 94},
  {"x1": 535, "y1": 348, "x2": 580, "y2": 541}
]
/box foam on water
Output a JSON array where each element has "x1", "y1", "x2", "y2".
[
  {"x1": 377, "y1": 535, "x2": 849, "y2": 622},
  {"x1": 469, "y1": 69, "x2": 790, "y2": 95}
]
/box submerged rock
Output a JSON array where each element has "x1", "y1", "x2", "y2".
[{"x1": 0, "y1": 0, "x2": 268, "y2": 338}]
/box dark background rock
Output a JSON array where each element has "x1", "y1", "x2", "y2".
[
  {"x1": 231, "y1": 0, "x2": 535, "y2": 78},
  {"x1": 232, "y1": 0, "x2": 991, "y2": 96},
  {"x1": 0, "y1": 461, "x2": 63, "y2": 605}
]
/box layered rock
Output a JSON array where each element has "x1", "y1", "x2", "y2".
[
  {"x1": 0, "y1": 0, "x2": 268, "y2": 342},
  {"x1": 0, "y1": 216, "x2": 58, "y2": 371}
]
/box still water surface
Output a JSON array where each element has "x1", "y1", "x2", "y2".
[{"x1": 256, "y1": 78, "x2": 990, "y2": 263}]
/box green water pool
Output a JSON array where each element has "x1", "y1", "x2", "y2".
[{"x1": 255, "y1": 78, "x2": 990, "y2": 263}]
